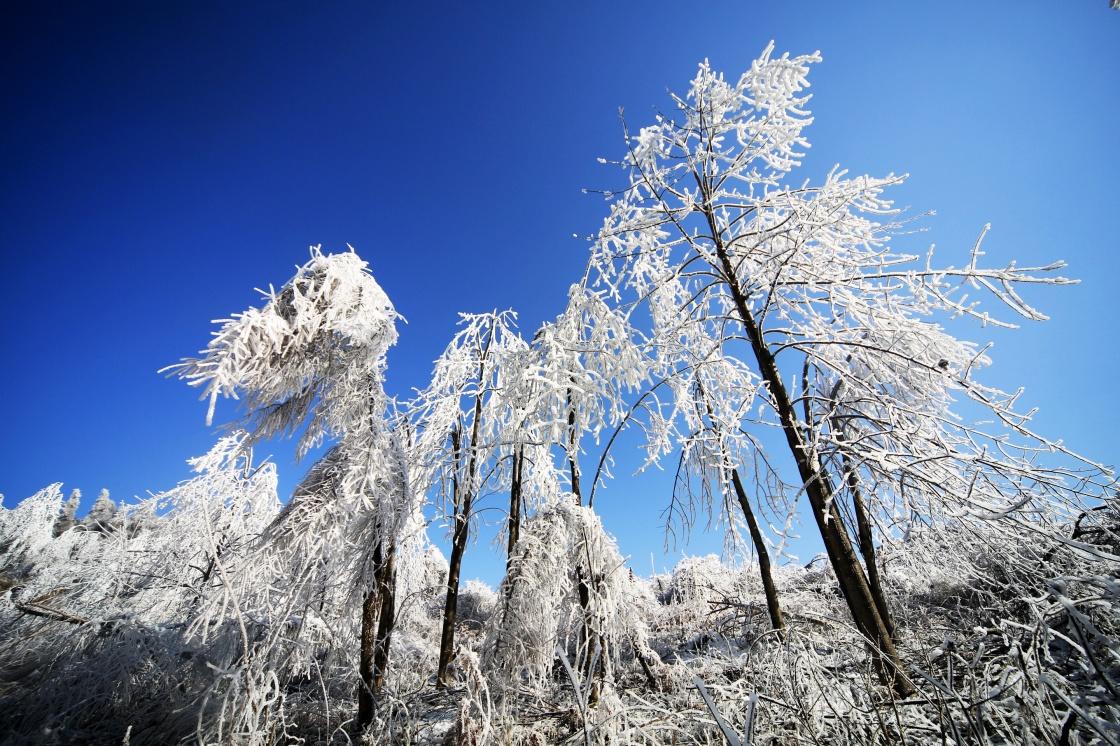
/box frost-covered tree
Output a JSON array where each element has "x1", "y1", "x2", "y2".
[
  {"x1": 408, "y1": 310, "x2": 527, "y2": 685},
  {"x1": 52, "y1": 488, "x2": 80, "y2": 537},
  {"x1": 167, "y1": 245, "x2": 411, "y2": 732},
  {"x1": 485, "y1": 286, "x2": 645, "y2": 589},
  {"x1": 85, "y1": 488, "x2": 117, "y2": 533},
  {"x1": 489, "y1": 318, "x2": 552, "y2": 575},
  {"x1": 484, "y1": 499, "x2": 654, "y2": 707},
  {"x1": 588, "y1": 44, "x2": 1112, "y2": 692},
  {"x1": 536, "y1": 285, "x2": 649, "y2": 505},
  {"x1": 0, "y1": 437, "x2": 282, "y2": 744}
]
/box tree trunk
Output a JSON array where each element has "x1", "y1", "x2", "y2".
[
  {"x1": 358, "y1": 540, "x2": 396, "y2": 730},
  {"x1": 437, "y1": 326, "x2": 494, "y2": 686},
  {"x1": 840, "y1": 445, "x2": 895, "y2": 638},
  {"x1": 358, "y1": 588, "x2": 378, "y2": 728},
  {"x1": 710, "y1": 237, "x2": 911, "y2": 694},
  {"x1": 811, "y1": 376, "x2": 895, "y2": 638},
  {"x1": 507, "y1": 444, "x2": 524, "y2": 578},
  {"x1": 372, "y1": 543, "x2": 396, "y2": 693},
  {"x1": 731, "y1": 468, "x2": 785, "y2": 635},
  {"x1": 575, "y1": 564, "x2": 605, "y2": 707},
  {"x1": 493, "y1": 447, "x2": 526, "y2": 664},
  {"x1": 437, "y1": 499, "x2": 470, "y2": 685},
  {"x1": 566, "y1": 386, "x2": 582, "y2": 504},
  {"x1": 439, "y1": 412, "x2": 481, "y2": 685}
]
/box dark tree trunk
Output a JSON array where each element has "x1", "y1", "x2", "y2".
[
  {"x1": 437, "y1": 499, "x2": 470, "y2": 686},
  {"x1": 566, "y1": 387, "x2": 582, "y2": 504},
  {"x1": 493, "y1": 446, "x2": 528, "y2": 667},
  {"x1": 574, "y1": 564, "x2": 605, "y2": 707},
  {"x1": 372, "y1": 544, "x2": 396, "y2": 693},
  {"x1": 731, "y1": 468, "x2": 785, "y2": 635},
  {"x1": 818, "y1": 384, "x2": 894, "y2": 637},
  {"x1": 840, "y1": 445, "x2": 895, "y2": 638},
  {"x1": 634, "y1": 637, "x2": 662, "y2": 691},
  {"x1": 438, "y1": 349, "x2": 488, "y2": 686},
  {"x1": 507, "y1": 444, "x2": 524, "y2": 577},
  {"x1": 358, "y1": 589, "x2": 378, "y2": 728},
  {"x1": 358, "y1": 541, "x2": 397, "y2": 730},
  {"x1": 710, "y1": 235, "x2": 912, "y2": 695}
]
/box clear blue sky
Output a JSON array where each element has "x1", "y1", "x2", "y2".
[{"x1": 2, "y1": 2, "x2": 1117, "y2": 584}]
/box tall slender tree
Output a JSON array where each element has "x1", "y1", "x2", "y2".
[
  {"x1": 408, "y1": 310, "x2": 526, "y2": 686},
  {"x1": 588, "y1": 46, "x2": 1107, "y2": 692},
  {"x1": 688, "y1": 376, "x2": 786, "y2": 635}
]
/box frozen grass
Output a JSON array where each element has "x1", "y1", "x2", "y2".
[{"x1": 2, "y1": 485, "x2": 1116, "y2": 744}]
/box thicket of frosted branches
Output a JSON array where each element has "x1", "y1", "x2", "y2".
[{"x1": 2, "y1": 45, "x2": 1118, "y2": 745}]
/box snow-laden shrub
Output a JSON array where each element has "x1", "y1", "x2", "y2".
[
  {"x1": 0, "y1": 436, "x2": 284, "y2": 745},
  {"x1": 4, "y1": 482, "x2": 1118, "y2": 744},
  {"x1": 484, "y1": 499, "x2": 650, "y2": 698},
  {"x1": 659, "y1": 554, "x2": 736, "y2": 607},
  {"x1": 458, "y1": 579, "x2": 498, "y2": 631},
  {"x1": 0, "y1": 484, "x2": 64, "y2": 575},
  {"x1": 631, "y1": 508, "x2": 1120, "y2": 746}
]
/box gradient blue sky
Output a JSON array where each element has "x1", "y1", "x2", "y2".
[{"x1": 2, "y1": 2, "x2": 1117, "y2": 584}]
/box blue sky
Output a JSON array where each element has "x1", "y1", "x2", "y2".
[{"x1": 2, "y1": 2, "x2": 1117, "y2": 585}]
